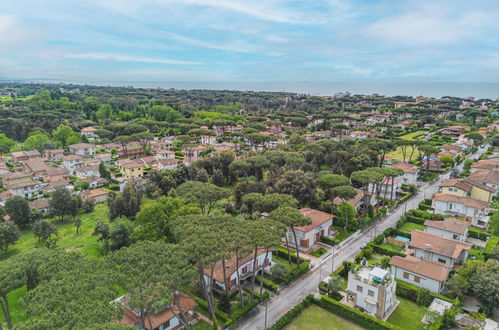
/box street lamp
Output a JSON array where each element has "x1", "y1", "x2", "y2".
[
  {"x1": 264, "y1": 303, "x2": 268, "y2": 330},
  {"x1": 331, "y1": 245, "x2": 335, "y2": 273}
]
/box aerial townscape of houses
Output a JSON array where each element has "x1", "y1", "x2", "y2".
[{"x1": 0, "y1": 85, "x2": 498, "y2": 330}]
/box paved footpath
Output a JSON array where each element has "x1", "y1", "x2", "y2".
[{"x1": 235, "y1": 145, "x2": 489, "y2": 330}]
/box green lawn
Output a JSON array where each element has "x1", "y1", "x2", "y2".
[
  {"x1": 283, "y1": 304, "x2": 365, "y2": 330},
  {"x1": 0, "y1": 286, "x2": 27, "y2": 326},
  {"x1": 399, "y1": 222, "x2": 425, "y2": 233},
  {"x1": 366, "y1": 254, "x2": 382, "y2": 267},
  {"x1": 388, "y1": 297, "x2": 426, "y2": 330},
  {"x1": 399, "y1": 131, "x2": 426, "y2": 141},
  {"x1": 1, "y1": 203, "x2": 109, "y2": 261},
  {"x1": 387, "y1": 146, "x2": 421, "y2": 161},
  {"x1": 378, "y1": 242, "x2": 404, "y2": 251},
  {"x1": 310, "y1": 247, "x2": 328, "y2": 258},
  {"x1": 331, "y1": 226, "x2": 354, "y2": 243},
  {"x1": 192, "y1": 320, "x2": 213, "y2": 330}
]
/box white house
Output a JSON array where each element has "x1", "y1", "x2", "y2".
[
  {"x1": 74, "y1": 165, "x2": 100, "y2": 178},
  {"x1": 9, "y1": 180, "x2": 41, "y2": 199},
  {"x1": 62, "y1": 155, "x2": 83, "y2": 174},
  {"x1": 468, "y1": 170, "x2": 499, "y2": 194},
  {"x1": 69, "y1": 143, "x2": 96, "y2": 156},
  {"x1": 390, "y1": 256, "x2": 452, "y2": 294},
  {"x1": 346, "y1": 267, "x2": 397, "y2": 319},
  {"x1": 424, "y1": 218, "x2": 470, "y2": 242},
  {"x1": 431, "y1": 193, "x2": 490, "y2": 229},
  {"x1": 204, "y1": 249, "x2": 272, "y2": 293},
  {"x1": 80, "y1": 127, "x2": 98, "y2": 138},
  {"x1": 286, "y1": 208, "x2": 333, "y2": 252},
  {"x1": 411, "y1": 230, "x2": 472, "y2": 267},
  {"x1": 391, "y1": 162, "x2": 420, "y2": 185},
  {"x1": 375, "y1": 177, "x2": 402, "y2": 200},
  {"x1": 158, "y1": 159, "x2": 178, "y2": 170}
]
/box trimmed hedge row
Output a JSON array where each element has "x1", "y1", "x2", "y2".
[
  {"x1": 276, "y1": 246, "x2": 307, "y2": 264},
  {"x1": 268, "y1": 295, "x2": 314, "y2": 330},
  {"x1": 190, "y1": 295, "x2": 231, "y2": 323},
  {"x1": 284, "y1": 261, "x2": 310, "y2": 284},
  {"x1": 316, "y1": 296, "x2": 400, "y2": 330},
  {"x1": 226, "y1": 291, "x2": 270, "y2": 327},
  {"x1": 320, "y1": 235, "x2": 336, "y2": 246},
  {"x1": 395, "y1": 280, "x2": 455, "y2": 305},
  {"x1": 371, "y1": 244, "x2": 406, "y2": 257},
  {"x1": 255, "y1": 275, "x2": 279, "y2": 292},
  {"x1": 468, "y1": 228, "x2": 489, "y2": 241},
  {"x1": 398, "y1": 192, "x2": 414, "y2": 202}
]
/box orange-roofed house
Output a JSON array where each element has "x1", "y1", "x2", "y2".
[
  {"x1": 424, "y1": 218, "x2": 470, "y2": 242},
  {"x1": 431, "y1": 192, "x2": 490, "y2": 229},
  {"x1": 80, "y1": 126, "x2": 97, "y2": 138},
  {"x1": 286, "y1": 208, "x2": 333, "y2": 251},
  {"x1": 410, "y1": 230, "x2": 472, "y2": 267},
  {"x1": 391, "y1": 162, "x2": 419, "y2": 185},
  {"x1": 389, "y1": 256, "x2": 452, "y2": 293}
]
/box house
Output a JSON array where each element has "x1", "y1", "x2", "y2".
[
  {"x1": 23, "y1": 157, "x2": 50, "y2": 177},
  {"x1": 389, "y1": 256, "x2": 452, "y2": 294},
  {"x1": 69, "y1": 143, "x2": 96, "y2": 156},
  {"x1": 81, "y1": 188, "x2": 109, "y2": 203},
  {"x1": 2, "y1": 171, "x2": 32, "y2": 188},
  {"x1": 11, "y1": 150, "x2": 41, "y2": 163},
  {"x1": 345, "y1": 267, "x2": 397, "y2": 319},
  {"x1": 200, "y1": 134, "x2": 217, "y2": 145},
  {"x1": 8, "y1": 180, "x2": 41, "y2": 199},
  {"x1": 115, "y1": 292, "x2": 198, "y2": 330},
  {"x1": 154, "y1": 149, "x2": 176, "y2": 160},
  {"x1": 183, "y1": 145, "x2": 205, "y2": 162},
  {"x1": 333, "y1": 188, "x2": 365, "y2": 212},
  {"x1": 312, "y1": 130, "x2": 332, "y2": 137},
  {"x1": 158, "y1": 159, "x2": 178, "y2": 170},
  {"x1": 204, "y1": 249, "x2": 272, "y2": 293},
  {"x1": 62, "y1": 155, "x2": 83, "y2": 174},
  {"x1": 426, "y1": 159, "x2": 443, "y2": 171},
  {"x1": 468, "y1": 170, "x2": 499, "y2": 193},
  {"x1": 441, "y1": 145, "x2": 462, "y2": 155},
  {"x1": 46, "y1": 167, "x2": 69, "y2": 182},
  {"x1": 441, "y1": 126, "x2": 468, "y2": 138},
  {"x1": 29, "y1": 198, "x2": 50, "y2": 215},
  {"x1": 95, "y1": 153, "x2": 112, "y2": 163},
  {"x1": 286, "y1": 208, "x2": 333, "y2": 251},
  {"x1": 411, "y1": 230, "x2": 472, "y2": 267},
  {"x1": 376, "y1": 177, "x2": 402, "y2": 200},
  {"x1": 391, "y1": 162, "x2": 419, "y2": 185},
  {"x1": 439, "y1": 178, "x2": 494, "y2": 202},
  {"x1": 431, "y1": 192, "x2": 489, "y2": 228},
  {"x1": 470, "y1": 160, "x2": 499, "y2": 173},
  {"x1": 120, "y1": 160, "x2": 145, "y2": 180},
  {"x1": 424, "y1": 218, "x2": 470, "y2": 242},
  {"x1": 42, "y1": 149, "x2": 65, "y2": 160},
  {"x1": 75, "y1": 165, "x2": 100, "y2": 178},
  {"x1": 80, "y1": 127, "x2": 97, "y2": 138},
  {"x1": 83, "y1": 176, "x2": 106, "y2": 188},
  {"x1": 118, "y1": 145, "x2": 145, "y2": 159},
  {"x1": 0, "y1": 191, "x2": 13, "y2": 206}
]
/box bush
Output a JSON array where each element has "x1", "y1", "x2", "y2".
[
  {"x1": 276, "y1": 246, "x2": 307, "y2": 264},
  {"x1": 371, "y1": 244, "x2": 406, "y2": 257},
  {"x1": 373, "y1": 234, "x2": 384, "y2": 245},
  {"x1": 255, "y1": 276, "x2": 279, "y2": 292},
  {"x1": 484, "y1": 236, "x2": 499, "y2": 258},
  {"x1": 399, "y1": 192, "x2": 414, "y2": 202},
  {"x1": 190, "y1": 295, "x2": 231, "y2": 323},
  {"x1": 395, "y1": 280, "x2": 455, "y2": 304},
  {"x1": 316, "y1": 296, "x2": 399, "y2": 330},
  {"x1": 268, "y1": 295, "x2": 314, "y2": 330},
  {"x1": 362, "y1": 246, "x2": 374, "y2": 259},
  {"x1": 320, "y1": 235, "x2": 336, "y2": 246},
  {"x1": 417, "y1": 288, "x2": 433, "y2": 307},
  {"x1": 284, "y1": 261, "x2": 309, "y2": 284},
  {"x1": 468, "y1": 228, "x2": 489, "y2": 241},
  {"x1": 392, "y1": 229, "x2": 411, "y2": 238},
  {"x1": 406, "y1": 215, "x2": 426, "y2": 225}
]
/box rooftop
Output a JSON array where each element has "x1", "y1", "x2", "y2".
[
  {"x1": 411, "y1": 230, "x2": 472, "y2": 259},
  {"x1": 390, "y1": 256, "x2": 452, "y2": 282}
]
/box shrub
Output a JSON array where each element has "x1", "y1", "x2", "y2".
[
  {"x1": 396, "y1": 280, "x2": 455, "y2": 304},
  {"x1": 190, "y1": 295, "x2": 231, "y2": 323},
  {"x1": 371, "y1": 244, "x2": 406, "y2": 257},
  {"x1": 373, "y1": 234, "x2": 384, "y2": 245},
  {"x1": 362, "y1": 246, "x2": 374, "y2": 259},
  {"x1": 467, "y1": 228, "x2": 489, "y2": 241},
  {"x1": 406, "y1": 215, "x2": 426, "y2": 225},
  {"x1": 320, "y1": 235, "x2": 336, "y2": 246},
  {"x1": 381, "y1": 256, "x2": 390, "y2": 269},
  {"x1": 316, "y1": 296, "x2": 399, "y2": 330},
  {"x1": 384, "y1": 228, "x2": 395, "y2": 237},
  {"x1": 255, "y1": 276, "x2": 279, "y2": 292},
  {"x1": 284, "y1": 261, "x2": 309, "y2": 284},
  {"x1": 417, "y1": 288, "x2": 433, "y2": 307}
]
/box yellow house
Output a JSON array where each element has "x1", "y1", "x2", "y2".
[
  {"x1": 121, "y1": 161, "x2": 144, "y2": 180},
  {"x1": 440, "y1": 178, "x2": 494, "y2": 202}
]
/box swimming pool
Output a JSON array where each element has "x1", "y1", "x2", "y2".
[{"x1": 394, "y1": 235, "x2": 410, "y2": 242}]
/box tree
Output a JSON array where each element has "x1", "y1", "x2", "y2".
[
  {"x1": 49, "y1": 187, "x2": 72, "y2": 221},
  {"x1": 176, "y1": 181, "x2": 229, "y2": 215},
  {"x1": 0, "y1": 133, "x2": 14, "y2": 156},
  {"x1": 0, "y1": 221, "x2": 21, "y2": 254},
  {"x1": 52, "y1": 124, "x2": 80, "y2": 147},
  {"x1": 382, "y1": 168, "x2": 404, "y2": 201},
  {"x1": 416, "y1": 288, "x2": 433, "y2": 307},
  {"x1": 111, "y1": 241, "x2": 196, "y2": 329},
  {"x1": 4, "y1": 196, "x2": 31, "y2": 228},
  {"x1": 327, "y1": 275, "x2": 343, "y2": 297},
  {"x1": 0, "y1": 257, "x2": 25, "y2": 328},
  {"x1": 470, "y1": 264, "x2": 499, "y2": 309},
  {"x1": 134, "y1": 196, "x2": 199, "y2": 241},
  {"x1": 22, "y1": 132, "x2": 51, "y2": 152},
  {"x1": 381, "y1": 256, "x2": 390, "y2": 269},
  {"x1": 106, "y1": 217, "x2": 133, "y2": 251},
  {"x1": 351, "y1": 168, "x2": 384, "y2": 215},
  {"x1": 74, "y1": 217, "x2": 82, "y2": 234},
  {"x1": 268, "y1": 206, "x2": 311, "y2": 264},
  {"x1": 271, "y1": 263, "x2": 287, "y2": 282},
  {"x1": 331, "y1": 185, "x2": 357, "y2": 232},
  {"x1": 316, "y1": 174, "x2": 350, "y2": 199},
  {"x1": 242, "y1": 193, "x2": 298, "y2": 214},
  {"x1": 69, "y1": 194, "x2": 82, "y2": 221},
  {"x1": 99, "y1": 162, "x2": 111, "y2": 180},
  {"x1": 439, "y1": 155, "x2": 453, "y2": 168},
  {"x1": 132, "y1": 132, "x2": 154, "y2": 154},
  {"x1": 108, "y1": 182, "x2": 141, "y2": 220},
  {"x1": 32, "y1": 220, "x2": 57, "y2": 244},
  {"x1": 274, "y1": 170, "x2": 315, "y2": 205},
  {"x1": 211, "y1": 169, "x2": 224, "y2": 186},
  {"x1": 465, "y1": 132, "x2": 483, "y2": 146},
  {"x1": 418, "y1": 144, "x2": 438, "y2": 176},
  {"x1": 81, "y1": 198, "x2": 95, "y2": 213}
]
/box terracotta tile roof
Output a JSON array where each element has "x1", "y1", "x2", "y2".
[
  {"x1": 390, "y1": 256, "x2": 452, "y2": 282},
  {"x1": 81, "y1": 188, "x2": 109, "y2": 198},
  {"x1": 440, "y1": 178, "x2": 495, "y2": 193},
  {"x1": 81, "y1": 127, "x2": 96, "y2": 132},
  {"x1": 296, "y1": 208, "x2": 333, "y2": 232},
  {"x1": 8, "y1": 180, "x2": 39, "y2": 189},
  {"x1": 392, "y1": 162, "x2": 419, "y2": 174},
  {"x1": 424, "y1": 218, "x2": 470, "y2": 235},
  {"x1": 24, "y1": 157, "x2": 50, "y2": 173},
  {"x1": 471, "y1": 159, "x2": 499, "y2": 171},
  {"x1": 411, "y1": 230, "x2": 472, "y2": 259},
  {"x1": 468, "y1": 170, "x2": 499, "y2": 185},
  {"x1": 120, "y1": 293, "x2": 197, "y2": 329},
  {"x1": 432, "y1": 192, "x2": 489, "y2": 209},
  {"x1": 63, "y1": 155, "x2": 82, "y2": 161},
  {"x1": 69, "y1": 143, "x2": 95, "y2": 149},
  {"x1": 333, "y1": 188, "x2": 364, "y2": 207},
  {"x1": 29, "y1": 198, "x2": 50, "y2": 210}
]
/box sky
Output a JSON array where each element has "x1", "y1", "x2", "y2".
[{"x1": 1, "y1": 0, "x2": 499, "y2": 83}]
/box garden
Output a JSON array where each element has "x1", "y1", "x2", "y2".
[
  {"x1": 283, "y1": 304, "x2": 364, "y2": 330},
  {"x1": 387, "y1": 297, "x2": 426, "y2": 330}
]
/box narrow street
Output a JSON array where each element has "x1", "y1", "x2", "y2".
[{"x1": 235, "y1": 145, "x2": 489, "y2": 330}]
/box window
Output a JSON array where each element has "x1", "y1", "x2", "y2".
[
  {"x1": 453, "y1": 234, "x2": 459, "y2": 240},
  {"x1": 414, "y1": 276, "x2": 421, "y2": 283},
  {"x1": 356, "y1": 285, "x2": 363, "y2": 293},
  {"x1": 403, "y1": 272, "x2": 409, "y2": 279},
  {"x1": 368, "y1": 290, "x2": 374, "y2": 297},
  {"x1": 449, "y1": 203, "x2": 453, "y2": 210},
  {"x1": 438, "y1": 258, "x2": 446, "y2": 264}
]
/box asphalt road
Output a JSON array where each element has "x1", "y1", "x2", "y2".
[{"x1": 235, "y1": 145, "x2": 489, "y2": 330}]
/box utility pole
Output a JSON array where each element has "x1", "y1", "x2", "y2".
[
  {"x1": 264, "y1": 303, "x2": 268, "y2": 330},
  {"x1": 331, "y1": 245, "x2": 335, "y2": 273}
]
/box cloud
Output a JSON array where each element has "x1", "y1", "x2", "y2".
[
  {"x1": 0, "y1": 14, "x2": 41, "y2": 50},
  {"x1": 65, "y1": 53, "x2": 201, "y2": 65}
]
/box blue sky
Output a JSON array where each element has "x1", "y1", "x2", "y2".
[{"x1": 1, "y1": 0, "x2": 499, "y2": 82}]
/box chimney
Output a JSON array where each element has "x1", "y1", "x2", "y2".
[{"x1": 425, "y1": 244, "x2": 432, "y2": 250}]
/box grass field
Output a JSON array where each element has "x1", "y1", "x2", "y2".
[
  {"x1": 388, "y1": 297, "x2": 426, "y2": 330},
  {"x1": 0, "y1": 203, "x2": 109, "y2": 261},
  {"x1": 283, "y1": 304, "x2": 365, "y2": 330},
  {"x1": 0, "y1": 286, "x2": 27, "y2": 325},
  {"x1": 399, "y1": 222, "x2": 425, "y2": 233},
  {"x1": 399, "y1": 131, "x2": 426, "y2": 141},
  {"x1": 378, "y1": 242, "x2": 404, "y2": 251},
  {"x1": 310, "y1": 247, "x2": 328, "y2": 258},
  {"x1": 192, "y1": 320, "x2": 213, "y2": 330},
  {"x1": 387, "y1": 145, "x2": 421, "y2": 161}
]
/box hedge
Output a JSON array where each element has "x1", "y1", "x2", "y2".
[
  {"x1": 484, "y1": 236, "x2": 499, "y2": 258},
  {"x1": 276, "y1": 246, "x2": 307, "y2": 264},
  {"x1": 268, "y1": 295, "x2": 314, "y2": 330},
  {"x1": 395, "y1": 280, "x2": 455, "y2": 305},
  {"x1": 373, "y1": 234, "x2": 384, "y2": 245},
  {"x1": 190, "y1": 295, "x2": 231, "y2": 324},
  {"x1": 320, "y1": 235, "x2": 336, "y2": 246},
  {"x1": 399, "y1": 192, "x2": 414, "y2": 202},
  {"x1": 284, "y1": 261, "x2": 310, "y2": 284},
  {"x1": 371, "y1": 244, "x2": 406, "y2": 257},
  {"x1": 406, "y1": 215, "x2": 426, "y2": 225},
  {"x1": 255, "y1": 275, "x2": 279, "y2": 292},
  {"x1": 316, "y1": 296, "x2": 400, "y2": 330},
  {"x1": 468, "y1": 228, "x2": 489, "y2": 241}
]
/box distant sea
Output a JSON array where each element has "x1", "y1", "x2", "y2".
[{"x1": 47, "y1": 80, "x2": 499, "y2": 99}]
